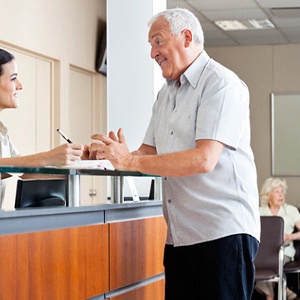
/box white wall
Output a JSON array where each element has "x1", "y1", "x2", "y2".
[
  {"x1": 107, "y1": 0, "x2": 165, "y2": 197},
  {"x1": 107, "y1": 0, "x2": 165, "y2": 150}
]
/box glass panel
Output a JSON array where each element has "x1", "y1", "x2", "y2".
[{"x1": 0, "y1": 166, "x2": 154, "y2": 177}]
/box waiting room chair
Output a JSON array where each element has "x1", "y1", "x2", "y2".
[
  {"x1": 284, "y1": 229, "x2": 300, "y2": 297},
  {"x1": 254, "y1": 216, "x2": 288, "y2": 300}
]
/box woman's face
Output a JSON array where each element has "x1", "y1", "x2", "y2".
[
  {"x1": 0, "y1": 60, "x2": 22, "y2": 111},
  {"x1": 268, "y1": 185, "x2": 285, "y2": 208}
]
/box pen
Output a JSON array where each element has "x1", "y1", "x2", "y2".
[{"x1": 56, "y1": 128, "x2": 72, "y2": 143}]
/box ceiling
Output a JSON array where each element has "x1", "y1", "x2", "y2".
[{"x1": 167, "y1": 0, "x2": 300, "y2": 47}]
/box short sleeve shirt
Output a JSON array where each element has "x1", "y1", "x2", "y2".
[
  {"x1": 143, "y1": 51, "x2": 260, "y2": 246},
  {"x1": 260, "y1": 204, "x2": 300, "y2": 258}
]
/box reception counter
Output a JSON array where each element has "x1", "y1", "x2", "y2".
[
  {"x1": 0, "y1": 201, "x2": 166, "y2": 300},
  {"x1": 0, "y1": 166, "x2": 166, "y2": 300}
]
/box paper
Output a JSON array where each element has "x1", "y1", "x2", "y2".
[{"x1": 59, "y1": 160, "x2": 115, "y2": 170}]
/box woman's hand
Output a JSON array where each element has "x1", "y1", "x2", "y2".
[
  {"x1": 284, "y1": 231, "x2": 300, "y2": 242},
  {"x1": 45, "y1": 143, "x2": 83, "y2": 166},
  {"x1": 284, "y1": 233, "x2": 293, "y2": 242}
]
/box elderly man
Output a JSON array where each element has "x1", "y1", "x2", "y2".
[{"x1": 91, "y1": 8, "x2": 260, "y2": 300}]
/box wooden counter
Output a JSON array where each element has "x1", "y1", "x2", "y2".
[{"x1": 0, "y1": 201, "x2": 166, "y2": 300}]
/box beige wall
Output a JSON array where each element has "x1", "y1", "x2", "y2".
[
  {"x1": 0, "y1": 0, "x2": 107, "y2": 140},
  {"x1": 0, "y1": 0, "x2": 106, "y2": 69},
  {"x1": 207, "y1": 45, "x2": 300, "y2": 207}
]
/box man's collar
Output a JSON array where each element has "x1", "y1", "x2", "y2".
[{"x1": 183, "y1": 50, "x2": 211, "y2": 88}]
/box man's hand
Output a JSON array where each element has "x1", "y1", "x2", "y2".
[{"x1": 91, "y1": 128, "x2": 134, "y2": 170}]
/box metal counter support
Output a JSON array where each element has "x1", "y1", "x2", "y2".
[
  {"x1": 68, "y1": 175, "x2": 126, "y2": 206},
  {"x1": 154, "y1": 177, "x2": 162, "y2": 200},
  {"x1": 67, "y1": 174, "x2": 80, "y2": 207},
  {"x1": 111, "y1": 176, "x2": 124, "y2": 203}
]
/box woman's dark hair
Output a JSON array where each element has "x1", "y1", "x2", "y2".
[{"x1": 0, "y1": 49, "x2": 15, "y2": 76}]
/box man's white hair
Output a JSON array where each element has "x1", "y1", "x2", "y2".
[{"x1": 148, "y1": 8, "x2": 204, "y2": 48}]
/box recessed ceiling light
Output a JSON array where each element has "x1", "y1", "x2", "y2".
[
  {"x1": 248, "y1": 19, "x2": 275, "y2": 29},
  {"x1": 215, "y1": 20, "x2": 247, "y2": 30},
  {"x1": 215, "y1": 19, "x2": 275, "y2": 31}
]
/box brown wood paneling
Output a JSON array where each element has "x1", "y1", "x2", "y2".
[
  {"x1": 0, "y1": 224, "x2": 109, "y2": 300},
  {"x1": 109, "y1": 216, "x2": 166, "y2": 290},
  {"x1": 109, "y1": 278, "x2": 165, "y2": 300}
]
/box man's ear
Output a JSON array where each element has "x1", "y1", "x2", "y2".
[{"x1": 182, "y1": 29, "x2": 192, "y2": 47}]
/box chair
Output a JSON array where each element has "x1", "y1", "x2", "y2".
[
  {"x1": 254, "y1": 216, "x2": 288, "y2": 300},
  {"x1": 284, "y1": 229, "x2": 300, "y2": 297},
  {"x1": 14, "y1": 179, "x2": 66, "y2": 208}
]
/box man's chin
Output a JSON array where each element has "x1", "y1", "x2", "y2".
[{"x1": 161, "y1": 71, "x2": 171, "y2": 80}]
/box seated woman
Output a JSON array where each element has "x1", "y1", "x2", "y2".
[{"x1": 256, "y1": 177, "x2": 300, "y2": 300}]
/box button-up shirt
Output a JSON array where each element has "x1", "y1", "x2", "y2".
[{"x1": 143, "y1": 51, "x2": 260, "y2": 246}]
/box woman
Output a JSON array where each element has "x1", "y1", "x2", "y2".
[
  {"x1": 256, "y1": 177, "x2": 300, "y2": 300},
  {"x1": 0, "y1": 48, "x2": 84, "y2": 204}
]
